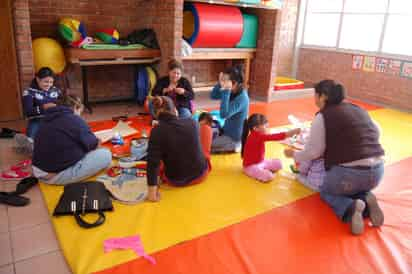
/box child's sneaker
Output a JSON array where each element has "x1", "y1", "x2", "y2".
[{"x1": 14, "y1": 134, "x2": 34, "y2": 155}]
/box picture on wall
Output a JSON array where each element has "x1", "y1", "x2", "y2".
[
  {"x1": 400, "y1": 61, "x2": 412, "y2": 79},
  {"x1": 386, "y1": 59, "x2": 402, "y2": 76},
  {"x1": 352, "y1": 55, "x2": 364, "y2": 70},
  {"x1": 362, "y1": 56, "x2": 376, "y2": 72},
  {"x1": 375, "y1": 58, "x2": 389, "y2": 73}
]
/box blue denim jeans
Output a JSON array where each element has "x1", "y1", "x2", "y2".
[
  {"x1": 211, "y1": 135, "x2": 241, "y2": 153},
  {"x1": 320, "y1": 163, "x2": 384, "y2": 221},
  {"x1": 148, "y1": 101, "x2": 192, "y2": 119},
  {"x1": 45, "y1": 148, "x2": 112, "y2": 185},
  {"x1": 26, "y1": 118, "x2": 43, "y2": 139}
]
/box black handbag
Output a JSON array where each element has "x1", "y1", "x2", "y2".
[{"x1": 53, "y1": 181, "x2": 113, "y2": 229}]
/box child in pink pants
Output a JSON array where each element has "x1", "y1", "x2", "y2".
[{"x1": 241, "y1": 114, "x2": 300, "y2": 182}]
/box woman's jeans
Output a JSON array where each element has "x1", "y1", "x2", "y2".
[
  {"x1": 320, "y1": 163, "x2": 384, "y2": 220},
  {"x1": 44, "y1": 148, "x2": 112, "y2": 185}
]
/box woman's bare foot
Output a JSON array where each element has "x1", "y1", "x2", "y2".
[
  {"x1": 350, "y1": 199, "x2": 366, "y2": 235},
  {"x1": 365, "y1": 192, "x2": 384, "y2": 227},
  {"x1": 147, "y1": 186, "x2": 160, "y2": 202}
]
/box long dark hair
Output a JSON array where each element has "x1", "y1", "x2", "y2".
[
  {"x1": 314, "y1": 80, "x2": 346, "y2": 106},
  {"x1": 241, "y1": 113, "x2": 268, "y2": 157},
  {"x1": 224, "y1": 64, "x2": 244, "y2": 93},
  {"x1": 31, "y1": 67, "x2": 55, "y2": 89}
]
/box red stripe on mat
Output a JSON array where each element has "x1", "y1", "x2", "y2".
[{"x1": 96, "y1": 157, "x2": 412, "y2": 274}]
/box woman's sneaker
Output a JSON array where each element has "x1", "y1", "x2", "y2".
[
  {"x1": 350, "y1": 199, "x2": 366, "y2": 235},
  {"x1": 365, "y1": 192, "x2": 384, "y2": 227},
  {"x1": 14, "y1": 134, "x2": 33, "y2": 155}
]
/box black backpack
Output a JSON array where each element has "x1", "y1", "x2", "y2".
[{"x1": 127, "y1": 29, "x2": 160, "y2": 49}]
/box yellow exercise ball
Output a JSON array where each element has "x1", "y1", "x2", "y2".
[{"x1": 32, "y1": 38, "x2": 66, "y2": 74}]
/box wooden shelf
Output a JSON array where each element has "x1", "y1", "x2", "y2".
[
  {"x1": 182, "y1": 48, "x2": 256, "y2": 60},
  {"x1": 65, "y1": 48, "x2": 161, "y2": 64},
  {"x1": 185, "y1": 0, "x2": 282, "y2": 10}
]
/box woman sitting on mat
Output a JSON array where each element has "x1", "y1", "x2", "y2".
[
  {"x1": 147, "y1": 96, "x2": 210, "y2": 202},
  {"x1": 211, "y1": 65, "x2": 250, "y2": 153},
  {"x1": 151, "y1": 59, "x2": 194, "y2": 119},
  {"x1": 32, "y1": 95, "x2": 112, "y2": 185},
  {"x1": 242, "y1": 113, "x2": 300, "y2": 183},
  {"x1": 284, "y1": 80, "x2": 385, "y2": 235},
  {"x1": 15, "y1": 67, "x2": 62, "y2": 153}
]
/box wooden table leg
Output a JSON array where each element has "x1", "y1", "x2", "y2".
[
  {"x1": 81, "y1": 66, "x2": 92, "y2": 113},
  {"x1": 244, "y1": 57, "x2": 251, "y2": 89}
]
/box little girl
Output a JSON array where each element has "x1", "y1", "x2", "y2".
[{"x1": 241, "y1": 114, "x2": 300, "y2": 182}]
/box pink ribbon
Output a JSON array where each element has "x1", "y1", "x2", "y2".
[{"x1": 103, "y1": 235, "x2": 156, "y2": 264}]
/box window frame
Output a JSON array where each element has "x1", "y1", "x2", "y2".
[{"x1": 300, "y1": 0, "x2": 412, "y2": 59}]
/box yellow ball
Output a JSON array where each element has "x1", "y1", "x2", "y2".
[{"x1": 32, "y1": 38, "x2": 66, "y2": 74}]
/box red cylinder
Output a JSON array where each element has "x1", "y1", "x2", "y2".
[{"x1": 191, "y1": 3, "x2": 243, "y2": 48}]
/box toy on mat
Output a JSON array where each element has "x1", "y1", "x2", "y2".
[
  {"x1": 111, "y1": 132, "x2": 124, "y2": 145},
  {"x1": 104, "y1": 235, "x2": 156, "y2": 264},
  {"x1": 107, "y1": 166, "x2": 146, "y2": 177}
]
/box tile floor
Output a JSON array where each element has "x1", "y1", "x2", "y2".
[{"x1": 0, "y1": 95, "x2": 220, "y2": 274}]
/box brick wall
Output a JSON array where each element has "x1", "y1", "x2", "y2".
[
  {"x1": 276, "y1": 0, "x2": 299, "y2": 77},
  {"x1": 24, "y1": 0, "x2": 299, "y2": 102},
  {"x1": 138, "y1": 0, "x2": 183, "y2": 75},
  {"x1": 29, "y1": 0, "x2": 146, "y2": 100},
  {"x1": 297, "y1": 48, "x2": 412, "y2": 111},
  {"x1": 13, "y1": 0, "x2": 35, "y2": 90},
  {"x1": 247, "y1": 8, "x2": 279, "y2": 100}
]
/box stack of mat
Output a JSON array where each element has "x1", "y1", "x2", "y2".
[
  {"x1": 183, "y1": 3, "x2": 258, "y2": 48},
  {"x1": 135, "y1": 66, "x2": 157, "y2": 106}
]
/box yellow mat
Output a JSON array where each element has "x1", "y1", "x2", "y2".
[{"x1": 39, "y1": 108, "x2": 412, "y2": 274}]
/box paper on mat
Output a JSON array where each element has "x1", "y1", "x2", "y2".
[{"x1": 94, "y1": 121, "x2": 138, "y2": 143}]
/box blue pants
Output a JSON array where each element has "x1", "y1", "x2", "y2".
[
  {"x1": 45, "y1": 148, "x2": 112, "y2": 185},
  {"x1": 320, "y1": 163, "x2": 384, "y2": 220},
  {"x1": 211, "y1": 135, "x2": 241, "y2": 153},
  {"x1": 26, "y1": 118, "x2": 42, "y2": 139},
  {"x1": 148, "y1": 101, "x2": 192, "y2": 119}
]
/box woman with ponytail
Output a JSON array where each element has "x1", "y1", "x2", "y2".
[
  {"x1": 241, "y1": 114, "x2": 299, "y2": 182},
  {"x1": 284, "y1": 80, "x2": 385, "y2": 235},
  {"x1": 146, "y1": 96, "x2": 210, "y2": 202},
  {"x1": 211, "y1": 65, "x2": 250, "y2": 153}
]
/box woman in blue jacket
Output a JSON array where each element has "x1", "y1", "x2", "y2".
[
  {"x1": 211, "y1": 66, "x2": 250, "y2": 153},
  {"x1": 32, "y1": 95, "x2": 112, "y2": 185}
]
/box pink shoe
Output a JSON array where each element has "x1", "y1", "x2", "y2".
[
  {"x1": 1, "y1": 170, "x2": 31, "y2": 180},
  {"x1": 10, "y1": 159, "x2": 31, "y2": 171}
]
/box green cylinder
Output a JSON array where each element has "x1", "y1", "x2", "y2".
[{"x1": 236, "y1": 13, "x2": 258, "y2": 48}]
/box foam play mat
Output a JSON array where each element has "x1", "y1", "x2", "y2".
[{"x1": 38, "y1": 98, "x2": 412, "y2": 274}]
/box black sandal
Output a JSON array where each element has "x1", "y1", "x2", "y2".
[
  {"x1": 0, "y1": 128, "x2": 20, "y2": 138},
  {"x1": 0, "y1": 192, "x2": 30, "y2": 207},
  {"x1": 15, "y1": 177, "x2": 39, "y2": 195}
]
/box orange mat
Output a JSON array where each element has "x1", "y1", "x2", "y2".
[
  {"x1": 96, "y1": 157, "x2": 412, "y2": 274},
  {"x1": 212, "y1": 97, "x2": 380, "y2": 128}
]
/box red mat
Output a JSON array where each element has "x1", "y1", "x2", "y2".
[{"x1": 96, "y1": 157, "x2": 412, "y2": 274}]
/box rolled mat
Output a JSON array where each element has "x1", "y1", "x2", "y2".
[
  {"x1": 236, "y1": 13, "x2": 258, "y2": 48},
  {"x1": 145, "y1": 66, "x2": 157, "y2": 95},
  {"x1": 183, "y1": 3, "x2": 243, "y2": 48}
]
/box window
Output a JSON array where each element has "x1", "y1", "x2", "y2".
[
  {"x1": 302, "y1": 0, "x2": 412, "y2": 57},
  {"x1": 339, "y1": 14, "x2": 384, "y2": 51}
]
